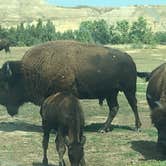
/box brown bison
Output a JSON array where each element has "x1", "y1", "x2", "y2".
[
  {"x1": 40, "y1": 92, "x2": 86, "y2": 166},
  {"x1": 138, "y1": 63, "x2": 166, "y2": 153},
  {"x1": 0, "y1": 40, "x2": 141, "y2": 132},
  {"x1": 0, "y1": 39, "x2": 10, "y2": 53}
]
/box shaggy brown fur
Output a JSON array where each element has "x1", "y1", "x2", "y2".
[
  {"x1": 146, "y1": 63, "x2": 166, "y2": 153},
  {"x1": 0, "y1": 40, "x2": 141, "y2": 132},
  {"x1": 40, "y1": 92, "x2": 85, "y2": 166},
  {"x1": 146, "y1": 63, "x2": 166, "y2": 109}
]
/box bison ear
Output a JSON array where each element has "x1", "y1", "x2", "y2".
[{"x1": 1, "y1": 62, "x2": 13, "y2": 79}]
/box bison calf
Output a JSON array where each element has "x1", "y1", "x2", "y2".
[{"x1": 40, "y1": 92, "x2": 86, "y2": 166}]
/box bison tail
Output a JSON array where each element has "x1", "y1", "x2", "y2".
[{"x1": 137, "y1": 72, "x2": 151, "y2": 81}]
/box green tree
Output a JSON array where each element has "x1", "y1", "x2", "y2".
[
  {"x1": 155, "y1": 32, "x2": 166, "y2": 44},
  {"x1": 75, "y1": 21, "x2": 94, "y2": 43},
  {"x1": 75, "y1": 29, "x2": 93, "y2": 43},
  {"x1": 23, "y1": 24, "x2": 35, "y2": 46},
  {"x1": 92, "y1": 20, "x2": 110, "y2": 44},
  {"x1": 109, "y1": 24, "x2": 121, "y2": 44},
  {"x1": 116, "y1": 20, "x2": 130, "y2": 43},
  {"x1": 8, "y1": 27, "x2": 17, "y2": 46},
  {"x1": 0, "y1": 26, "x2": 8, "y2": 39},
  {"x1": 43, "y1": 20, "x2": 56, "y2": 41},
  {"x1": 61, "y1": 30, "x2": 75, "y2": 40},
  {"x1": 35, "y1": 19, "x2": 44, "y2": 43},
  {"x1": 78, "y1": 20, "x2": 110, "y2": 44},
  {"x1": 79, "y1": 21, "x2": 94, "y2": 33},
  {"x1": 16, "y1": 22, "x2": 26, "y2": 46},
  {"x1": 0, "y1": 17, "x2": 158, "y2": 47},
  {"x1": 129, "y1": 17, "x2": 154, "y2": 44}
]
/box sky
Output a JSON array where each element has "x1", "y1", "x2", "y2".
[{"x1": 47, "y1": 0, "x2": 166, "y2": 7}]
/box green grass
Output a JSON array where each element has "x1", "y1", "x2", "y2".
[{"x1": 0, "y1": 45, "x2": 166, "y2": 166}]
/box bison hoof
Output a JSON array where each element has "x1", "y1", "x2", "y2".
[
  {"x1": 42, "y1": 158, "x2": 48, "y2": 166},
  {"x1": 98, "y1": 126, "x2": 112, "y2": 133}
]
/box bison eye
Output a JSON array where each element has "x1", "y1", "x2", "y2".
[{"x1": 0, "y1": 81, "x2": 9, "y2": 91}]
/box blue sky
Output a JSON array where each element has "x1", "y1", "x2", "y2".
[{"x1": 47, "y1": 0, "x2": 166, "y2": 7}]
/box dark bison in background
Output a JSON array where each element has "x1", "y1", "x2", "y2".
[
  {"x1": 0, "y1": 39, "x2": 10, "y2": 53},
  {"x1": 138, "y1": 63, "x2": 166, "y2": 153},
  {"x1": 0, "y1": 40, "x2": 141, "y2": 132}
]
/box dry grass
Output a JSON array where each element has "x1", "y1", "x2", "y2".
[{"x1": 0, "y1": 45, "x2": 166, "y2": 166}]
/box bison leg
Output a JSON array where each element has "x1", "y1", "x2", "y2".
[
  {"x1": 99, "y1": 91, "x2": 119, "y2": 133},
  {"x1": 55, "y1": 130, "x2": 66, "y2": 166},
  {"x1": 42, "y1": 128, "x2": 50, "y2": 166},
  {"x1": 124, "y1": 91, "x2": 141, "y2": 130},
  {"x1": 5, "y1": 47, "x2": 10, "y2": 53}
]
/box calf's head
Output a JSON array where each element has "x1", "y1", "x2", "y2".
[
  {"x1": 0, "y1": 61, "x2": 24, "y2": 116},
  {"x1": 65, "y1": 136, "x2": 86, "y2": 166}
]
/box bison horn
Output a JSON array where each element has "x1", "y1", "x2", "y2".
[
  {"x1": 6, "y1": 62, "x2": 12, "y2": 77},
  {"x1": 147, "y1": 94, "x2": 152, "y2": 99},
  {"x1": 154, "y1": 101, "x2": 164, "y2": 109}
]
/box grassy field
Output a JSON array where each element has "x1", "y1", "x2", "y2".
[{"x1": 0, "y1": 45, "x2": 166, "y2": 166}]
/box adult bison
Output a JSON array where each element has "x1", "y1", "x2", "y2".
[
  {"x1": 0, "y1": 40, "x2": 141, "y2": 132},
  {"x1": 138, "y1": 63, "x2": 166, "y2": 153},
  {"x1": 0, "y1": 39, "x2": 10, "y2": 53}
]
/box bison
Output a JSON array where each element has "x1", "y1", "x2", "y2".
[
  {"x1": 40, "y1": 92, "x2": 86, "y2": 166},
  {"x1": 0, "y1": 40, "x2": 141, "y2": 132},
  {"x1": 138, "y1": 63, "x2": 166, "y2": 153},
  {"x1": 0, "y1": 39, "x2": 10, "y2": 53}
]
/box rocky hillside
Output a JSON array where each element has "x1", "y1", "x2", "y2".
[{"x1": 0, "y1": 0, "x2": 165, "y2": 32}]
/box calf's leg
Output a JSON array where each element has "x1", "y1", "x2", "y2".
[
  {"x1": 42, "y1": 128, "x2": 51, "y2": 165},
  {"x1": 55, "y1": 131, "x2": 66, "y2": 166}
]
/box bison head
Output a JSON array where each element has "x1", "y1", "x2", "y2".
[
  {"x1": 151, "y1": 101, "x2": 166, "y2": 154},
  {"x1": 0, "y1": 61, "x2": 25, "y2": 116},
  {"x1": 65, "y1": 136, "x2": 86, "y2": 166}
]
